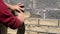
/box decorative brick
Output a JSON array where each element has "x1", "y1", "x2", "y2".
[
  {"x1": 39, "y1": 19, "x2": 58, "y2": 26},
  {"x1": 7, "y1": 28, "x2": 17, "y2": 34},
  {"x1": 58, "y1": 27, "x2": 60, "y2": 33},
  {"x1": 24, "y1": 18, "x2": 38, "y2": 25},
  {"x1": 25, "y1": 31, "x2": 37, "y2": 34},
  {"x1": 48, "y1": 27, "x2": 59, "y2": 33},
  {"x1": 25, "y1": 25, "x2": 30, "y2": 30},
  {"x1": 26, "y1": 26, "x2": 48, "y2": 32},
  {"x1": 39, "y1": 33, "x2": 46, "y2": 34}
]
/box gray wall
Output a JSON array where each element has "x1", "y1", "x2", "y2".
[{"x1": 3, "y1": 0, "x2": 60, "y2": 19}]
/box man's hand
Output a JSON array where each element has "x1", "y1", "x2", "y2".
[
  {"x1": 5, "y1": 2, "x2": 24, "y2": 12},
  {"x1": 10, "y1": 4, "x2": 24, "y2": 12},
  {"x1": 17, "y1": 11, "x2": 26, "y2": 22}
]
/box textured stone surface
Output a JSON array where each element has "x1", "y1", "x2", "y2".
[
  {"x1": 7, "y1": 18, "x2": 59, "y2": 34},
  {"x1": 24, "y1": 18, "x2": 38, "y2": 25},
  {"x1": 48, "y1": 27, "x2": 59, "y2": 33},
  {"x1": 7, "y1": 28, "x2": 17, "y2": 34},
  {"x1": 29, "y1": 26, "x2": 48, "y2": 32},
  {"x1": 25, "y1": 31, "x2": 37, "y2": 34},
  {"x1": 39, "y1": 19, "x2": 58, "y2": 26}
]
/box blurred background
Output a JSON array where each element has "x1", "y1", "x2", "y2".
[{"x1": 3, "y1": 0, "x2": 60, "y2": 34}]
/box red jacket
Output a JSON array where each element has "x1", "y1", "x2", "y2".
[{"x1": 0, "y1": 0, "x2": 22, "y2": 29}]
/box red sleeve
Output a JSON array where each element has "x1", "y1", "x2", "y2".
[{"x1": 0, "y1": 0, "x2": 22, "y2": 29}]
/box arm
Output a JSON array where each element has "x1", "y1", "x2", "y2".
[
  {"x1": 4, "y1": 2, "x2": 14, "y2": 9},
  {"x1": 0, "y1": 0, "x2": 25, "y2": 29}
]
